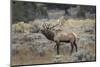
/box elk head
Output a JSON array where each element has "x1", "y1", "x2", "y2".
[{"x1": 40, "y1": 23, "x2": 59, "y2": 41}]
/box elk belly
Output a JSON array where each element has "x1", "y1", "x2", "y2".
[{"x1": 54, "y1": 33, "x2": 69, "y2": 42}]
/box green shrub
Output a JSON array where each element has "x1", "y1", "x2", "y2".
[{"x1": 12, "y1": 22, "x2": 32, "y2": 33}]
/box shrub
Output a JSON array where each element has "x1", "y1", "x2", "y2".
[
  {"x1": 35, "y1": 46, "x2": 46, "y2": 57},
  {"x1": 12, "y1": 22, "x2": 32, "y2": 33},
  {"x1": 71, "y1": 49, "x2": 95, "y2": 62},
  {"x1": 11, "y1": 44, "x2": 20, "y2": 56}
]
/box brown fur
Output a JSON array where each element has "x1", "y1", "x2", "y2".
[{"x1": 54, "y1": 32, "x2": 78, "y2": 54}]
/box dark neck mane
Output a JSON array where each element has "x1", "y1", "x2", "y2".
[{"x1": 42, "y1": 30, "x2": 55, "y2": 41}]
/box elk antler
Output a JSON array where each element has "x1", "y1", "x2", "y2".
[
  {"x1": 42, "y1": 18, "x2": 64, "y2": 30},
  {"x1": 42, "y1": 22, "x2": 51, "y2": 30},
  {"x1": 49, "y1": 23, "x2": 60, "y2": 30}
]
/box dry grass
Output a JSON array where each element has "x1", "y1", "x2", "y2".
[{"x1": 11, "y1": 18, "x2": 96, "y2": 66}]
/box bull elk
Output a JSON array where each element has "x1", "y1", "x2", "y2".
[{"x1": 40, "y1": 22, "x2": 78, "y2": 55}]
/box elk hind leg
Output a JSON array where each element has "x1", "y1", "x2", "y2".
[{"x1": 74, "y1": 41, "x2": 78, "y2": 52}]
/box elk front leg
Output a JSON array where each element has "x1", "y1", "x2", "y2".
[
  {"x1": 56, "y1": 42, "x2": 60, "y2": 55},
  {"x1": 70, "y1": 42, "x2": 74, "y2": 54}
]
